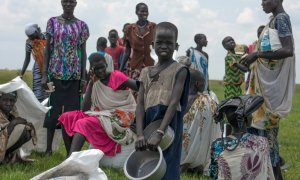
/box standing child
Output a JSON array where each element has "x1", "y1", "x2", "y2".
[
  {"x1": 105, "y1": 29, "x2": 125, "y2": 70},
  {"x1": 96, "y1": 37, "x2": 114, "y2": 72},
  {"x1": 186, "y1": 33, "x2": 210, "y2": 92},
  {"x1": 222, "y1": 36, "x2": 248, "y2": 99},
  {"x1": 135, "y1": 22, "x2": 190, "y2": 180}
]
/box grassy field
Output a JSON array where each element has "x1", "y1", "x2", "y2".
[{"x1": 0, "y1": 70, "x2": 299, "y2": 179}]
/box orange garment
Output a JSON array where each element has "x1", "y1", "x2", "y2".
[
  {"x1": 125, "y1": 22, "x2": 156, "y2": 70},
  {"x1": 31, "y1": 39, "x2": 46, "y2": 73}
]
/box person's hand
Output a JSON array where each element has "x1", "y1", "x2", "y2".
[
  {"x1": 41, "y1": 75, "x2": 49, "y2": 90},
  {"x1": 135, "y1": 135, "x2": 147, "y2": 151},
  {"x1": 11, "y1": 117, "x2": 27, "y2": 125},
  {"x1": 186, "y1": 48, "x2": 191, "y2": 57},
  {"x1": 147, "y1": 131, "x2": 163, "y2": 151},
  {"x1": 89, "y1": 69, "x2": 99, "y2": 83},
  {"x1": 241, "y1": 52, "x2": 258, "y2": 68},
  {"x1": 80, "y1": 80, "x2": 87, "y2": 94}
]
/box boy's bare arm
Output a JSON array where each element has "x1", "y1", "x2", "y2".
[
  {"x1": 135, "y1": 82, "x2": 147, "y2": 150},
  {"x1": 136, "y1": 83, "x2": 145, "y2": 137}
]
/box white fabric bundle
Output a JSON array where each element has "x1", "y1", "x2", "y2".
[{"x1": 31, "y1": 149, "x2": 107, "y2": 180}]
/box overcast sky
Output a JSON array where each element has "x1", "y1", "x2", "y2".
[{"x1": 0, "y1": 0, "x2": 299, "y2": 83}]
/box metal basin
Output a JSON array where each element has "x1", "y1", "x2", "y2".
[
  {"x1": 123, "y1": 146, "x2": 166, "y2": 180},
  {"x1": 143, "y1": 120, "x2": 175, "y2": 151}
]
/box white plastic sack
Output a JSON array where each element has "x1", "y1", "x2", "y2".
[
  {"x1": 269, "y1": 28, "x2": 282, "y2": 51},
  {"x1": 0, "y1": 77, "x2": 61, "y2": 154},
  {"x1": 31, "y1": 149, "x2": 108, "y2": 180},
  {"x1": 260, "y1": 28, "x2": 282, "y2": 52}
]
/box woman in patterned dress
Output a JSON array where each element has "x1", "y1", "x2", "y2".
[
  {"x1": 178, "y1": 54, "x2": 220, "y2": 175},
  {"x1": 41, "y1": 0, "x2": 89, "y2": 155},
  {"x1": 242, "y1": 0, "x2": 295, "y2": 178},
  {"x1": 209, "y1": 95, "x2": 274, "y2": 180}
]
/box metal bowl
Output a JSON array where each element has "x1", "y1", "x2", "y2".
[
  {"x1": 123, "y1": 146, "x2": 166, "y2": 180},
  {"x1": 143, "y1": 120, "x2": 175, "y2": 151}
]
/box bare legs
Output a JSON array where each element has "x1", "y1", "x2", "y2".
[
  {"x1": 62, "y1": 127, "x2": 72, "y2": 156},
  {"x1": 45, "y1": 128, "x2": 55, "y2": 155},
  {"x1": 5, "y1": 128, "x2": 32, "y2": 156},
  {"x1": 273, "y1": 164, "x2": 283, "y2": 180},
  {"x1": 61, "y1": 126, "x2": 86, "y2": 157},
  {"x1": 68, "y1": 133, "x2": 86, "y2": 157}
]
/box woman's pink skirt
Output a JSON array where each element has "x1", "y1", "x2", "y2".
[{"x1": 58, "y1": 110, "x2": 121, "y2": 156}]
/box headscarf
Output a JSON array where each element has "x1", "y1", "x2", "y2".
[
  {"x1": 213, "y1": 95, "x2": 264, "y2": 151},
  {"x1": 25, "y1": 23, "x2": 38, "y2": 36},
  {"x1": 214, "y1": 95, "x2": 264, "y2": 125}
]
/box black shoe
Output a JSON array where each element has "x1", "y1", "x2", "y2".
[
  {"x1": 45, "y1": 150, "x2": 53, "y2": 156},
  {"x1": 279, "y1": 157, "x2": 288, "y2": 171}
]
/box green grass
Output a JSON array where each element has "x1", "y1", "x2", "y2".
[{"x1": 0, "y1": 70, "x2": 299, "y2": 179}]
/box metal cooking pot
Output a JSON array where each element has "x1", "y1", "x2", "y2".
[
  {"x1": 143, "y1": 120, "x2": 175, "y2": 151},
  {"x1": 123, "y1": 146, "x2": 166, "y2": 180}
]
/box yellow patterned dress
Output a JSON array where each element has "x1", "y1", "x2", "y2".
[
  {"x1": 223, "y1": 52, "x2": 245, "y2": 99},
  {"x1": 181, "y1": 92, "x2": 221, "y2": 174}
]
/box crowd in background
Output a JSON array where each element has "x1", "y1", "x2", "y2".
[{"x1": 0, "y1": 0, "x2": 295, "y2": 180}]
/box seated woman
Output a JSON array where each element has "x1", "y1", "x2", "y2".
[
  {"x1": 178, "y1": 56, "x2": 220, "y2": 174},
  {"x1": 0, "y1": 91, "x2": 36, "y2": 163},
  {"x1": 58, "y1": 53, "x2": 138, "y2": 157},
  {"x1": 209, "y1": 95, "x2": 274, "y2": 179}
]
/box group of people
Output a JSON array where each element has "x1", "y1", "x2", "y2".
[
  {"x1": 217, "y1": 0, "x2": 295, "y2": 179},
  {"x1": 0, "y1": 0, "x2": 295, "y2": 180}
]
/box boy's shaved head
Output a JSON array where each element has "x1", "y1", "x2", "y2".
[
  {"x1": 222, "y1": 36, "x2": 233, "y2": 48},
  {"x1": 194, "y1": 33, "x2": 205, "y2": 43},
  {"x1": 97, "y1": 37, "x2": 107, "y2": 47},
  {"x1": 155, "y1": 22, "x2": 178, "y2": 41},
  {"x1": 108, "y1": 29, "x2": 118, "y2": 36},
  {"x1": 136, "y1": 2, "x2": 148, "y2": 13}
]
